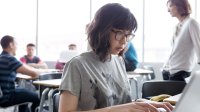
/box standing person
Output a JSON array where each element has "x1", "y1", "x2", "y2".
[
  {"x1": 0, "y1": 35, "x2": 41, "y2": 112},
  {"x1": 162, "y1": 0, "x2": 200, "y2": 81},
  {"x1": 59, "y1": 3, "x2": 173, "y2": 112},
  {"x1": 124, "y1": 42, "x2": 139, "y2": 71},
  {"x1": 20, "y1": 43, "x2": 48, "y2": 69}
]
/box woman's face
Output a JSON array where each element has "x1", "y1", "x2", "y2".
[
  {"x1": 109, "y1": 29, "x2": 131, "y2": 55},
  {"x1": 167, "y1": 1, "x2": 180, "y2": 17}
]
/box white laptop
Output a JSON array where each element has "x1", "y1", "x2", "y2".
[
  {"x1": 172, "y1": 70, "x2": 200, "y2": 112},
  {"x1": 59, "y1": 50, "x2": 79, "y2": 63},
  {"x1": 158, "y1": 70, "x2": 200, "y2": 112}
]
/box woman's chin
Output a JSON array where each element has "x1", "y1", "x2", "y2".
[{"x1": 111, "y1": 51, "x2": 120, "y2": 55}]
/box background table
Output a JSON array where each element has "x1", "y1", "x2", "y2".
[
  {"x1": 33, "y1": 79, "x2": 61, "y2": 112},
  {"x1": 127, "y1": 68, "x2": 153, "y2": 99}
]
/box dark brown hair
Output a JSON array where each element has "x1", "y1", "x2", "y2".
[
  {"x1": 0, "y1": 35, "x2": 14, "y2": 49},
  {"x1": 87, "y1": 3, "x2": 137, "y2": 62},
  {"x1": 167, "y1": 0, "x2": 191, "y2": 16},
  {"x1": 27, "y1": 43, "x2": 35, "y2": 48}
]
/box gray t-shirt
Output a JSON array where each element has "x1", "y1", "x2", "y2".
[{"x1": 59, "y1": 51, "x2": 132, "y2": 110}]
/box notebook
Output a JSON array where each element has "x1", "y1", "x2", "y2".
[{"x1": 172, "y1": 70, "x2": 200, "y2": 112}]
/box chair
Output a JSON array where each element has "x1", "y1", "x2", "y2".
[
  {"x1": 142, "y1": 80, "x2": 186, "y2": 99},
  {"x1": 142, "y1": 65, "x2": 155, "y2": 80},
  {"x1": 38, "y1": 72, "x2": 62, "y2": 97},
  {"x1": 36, "y1": 72, "x2": 62, "y2": 112},
  {"x1": 53, "y1": 93, "x2": 60, "y2": 112}
]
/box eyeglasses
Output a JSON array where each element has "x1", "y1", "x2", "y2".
[{"x1": 111, "y1": 30, "x2": 135, "y2": 42}]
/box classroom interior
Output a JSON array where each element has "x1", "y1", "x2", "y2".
[{"x1": 1, "y1": 0, "x2": 200, "y2": 112}]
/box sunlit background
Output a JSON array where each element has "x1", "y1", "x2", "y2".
[{"x1": 0, "y1": 0, "x2": 199, "y2": 63}]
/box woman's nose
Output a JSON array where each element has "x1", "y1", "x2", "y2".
[{"x1": 120, "y1": 36, "x2": 127, "y2": 44}]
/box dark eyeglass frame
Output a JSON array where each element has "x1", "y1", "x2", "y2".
[{"x1": 111, "y1": 29, "x2": 135, "y2": 42}]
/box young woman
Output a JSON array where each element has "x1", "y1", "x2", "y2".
[
  {"x1": 59, "y1": 3, "x2": 173, "y2": 112},
  {"x1": 162, "y1": 0, "x2": 200, "y2": 81}
]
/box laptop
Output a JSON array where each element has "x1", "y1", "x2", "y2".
[
  {"x1": 172, "y1": 70, "x2": 200, "y2": 112},
  {"x1": 158, "y1": 70, "x2": 200, "y2": 112}
]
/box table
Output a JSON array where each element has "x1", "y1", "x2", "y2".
[
  {"x1": 33, "y1": 79, "x2": 61, "y2": 112},
  {"x1": 16, "y1": 73, "x2": 37, "y2": 92},
  {"x1": 163, "y1": 93, "x2": 182, "y2": 105},
  {"x1": 127, "y1": 68, "x2": 153, "y2": 74},
  {"x1": 127, "y1": 68, "x2": 153, "y2": 99},
  {"x1": 16, "y1": 70, "x2": 62, "y2": 112},
  {"x1": 127, "y1": 68, "x2": 153, "y2": 80},
  {"x1": 16, "y1": 69, "x2": 62, "y2": 80},
  {"x1": 16, "y1": 73, "x2": 33, "y2": 80},
  {"x1": 33, "y1": 79, "x2": 61, "y2": 88},
  {"x1": 39, "y1": 69, "x2": 63, "y2": 73}
]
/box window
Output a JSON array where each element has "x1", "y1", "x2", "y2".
[
  {"x1": 0, "y1": 0, "x2": 36, "y2": 59},
  {"x1": 144, "y1": 0, "x2": 196, "y2": 62},
  {"x1": 38, "y1": 0, "x2": 90, "y2": 61},
  {"x1": 0, "y1": 0, "x2": 199, "y2": 63}
]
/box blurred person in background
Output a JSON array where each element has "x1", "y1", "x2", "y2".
[
  {"x1": 20, "y1": 43, "x2": 48, "y2": 69},
  {"x1": 0, "y1": 35, "x2": 41, "y2": 112},
  {"x1": 162, "y1": 0, "x2": 200, "y2": 82},
  {"x1": 55, "y1": 44, "x2": 79, "y2": 70}
]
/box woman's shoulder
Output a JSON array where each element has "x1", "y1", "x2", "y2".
[
  {"x1": 186, "y1": 17, "x2": 200, "y2": 29},
  {"x1": 69, "y1": 51, "x2": 97, "y2": 63},
  {"x1": 187, "y1": 17, "x2": 199, "y2": 24}
]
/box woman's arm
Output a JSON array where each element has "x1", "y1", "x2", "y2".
[
  {"x1": 59, "y1": 90, "x2": 173, "y2": 112},
  {"x1": 59, "y1": 90, "x2": 79, "y2": 112}
]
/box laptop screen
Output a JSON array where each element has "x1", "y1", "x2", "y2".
[{"x1": 173, "y1": 71, "x2": 200, "y2": 112}]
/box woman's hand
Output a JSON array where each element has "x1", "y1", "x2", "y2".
[
  {"x1": 105, "y1": 101, "x2": 173, "y2": 112},
  {"x1": 135, "y1": 98, "x2": 174, "y2": 112}
]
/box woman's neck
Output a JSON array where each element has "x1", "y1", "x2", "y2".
[{"x1": 177, "y1": 15, "x2": 187, "y2": 23}]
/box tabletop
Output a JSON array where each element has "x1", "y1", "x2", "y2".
[
  {"x1": 33, "y1": 79, "x2": 61, "y2": 87},
  {"x1": 16, "y1": 69, "x2": 63, "y2": 80},
  {"x1": 127, "y1": 68, "x2": 153, "y2": 75},
  {"x1": 16, "y1": 73, "x2": 34, "y2": 80}
]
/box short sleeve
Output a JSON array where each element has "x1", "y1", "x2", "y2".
[
  {"x1": 59, "y1": 59, "x2": 81, "y2": 97},
  {"x1": 9, "y1": 56, "x2": 22, "y2": 71}
]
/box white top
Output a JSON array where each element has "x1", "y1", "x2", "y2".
[{"x1": 163, "y1": 17, "x2": 200, "y2": 74}]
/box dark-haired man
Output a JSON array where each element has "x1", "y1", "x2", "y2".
[
  {"x1": 0, "y1": 35, "x2": 40, "y2": 112},
  {"x1": 20, "y1": 43, "x2": 48, "y2": 69}
]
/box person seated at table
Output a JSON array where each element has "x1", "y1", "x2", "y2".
[
  {"x1": 123, "y1": 42, "x2": 139, "y2": 71},
  {"x1": 20, "y1": 43, "x2": 48, "y2": 69},
  {"x1": 59, "y1": 3, "x2": 173, "y2": 112},
  {"x1": 0, "y1": 35, "x2": 41, "y2": 112},
  {"x1": 55, "y1": 43, "x2": 79, "y2": 70}
]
